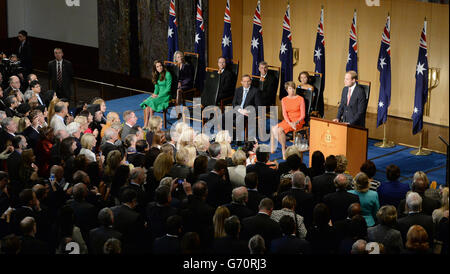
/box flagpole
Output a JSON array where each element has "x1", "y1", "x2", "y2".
[
  {"x1": 410, "y1": 129, "x2": 431, "y2": 155},
  {"x1": 374, "y1": 122, "x2": 395, "y2": 148}
]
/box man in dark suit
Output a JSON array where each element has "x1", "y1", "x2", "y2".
[
  {"x1": 88, "y1": 208, "x2": 122, "y2": 254},
  {"x1": 121, "y1": 110, "x2": 137, "y2": 141},
  {"x1": 246, "y1": 145, "x2": 279, "y2": 198},
  {"x1": 6, "y1": 136, "x2": 26, "y2": 192},
  {"x1": 397, "y1": 192, "x2": 435, "y2": 247},
  {"x1": 153, "y1": 215, "x2": 182, "y2": 254},
  {"x1": 333, "y1": 70, "x2": 367, "y2": 127},
  {"x1": 28, "y1": 80, "x2": 45, "y2": 107},
  {"x1": 215, "y1": 56, "x2": 235, "y2": 104},
  {"x1": 245, "y1": 172, "x2": 266, "y2": 214},
  {"x1": 4, "y1": 95, "x2": 20, "y2": 118},
  {"x1": 279, "y1": 171, "x2": 315, "y2": 228},
  {"x1": 323, "y1": 174, "x2": 360, "y2": 223},
  {"x1": 18, "y1": 217, "x2": 49, "y2": 254},
  {"x1": 1, "y1": 118, "x2": 18, "y2": 153},
  {"x1": 111, "y1": 188, "x2": 147, "y2": 254},
  {"x1": 146, "y1": 185, "x2": 178, "y2": 240},
  {"x1": 224, "y1": 187, "x2": 255, "y2": 221},
  {"x1": 0, "y1": 86, "x2": 7, "y2": 111},
  {"x1": 254, "y1": 61, "x2": 278, "y2": 107},
  {"x1": 17, "y1": 30, "x2": 32, "y2": 75},
  {"x1": 199, "y1": 159, "x2": 232, "y2": 209},
  {"x1": 101, "y1": 128, "x2": 119, "y2": 158},
  {"x1": 334, "y1": 203, "x2": 362, "y2": 245},
  {"x1": 67, "y1": 183, "x2": 99, "y2": 244},
  {"x1": 10, "y1": 189, "x2": 42, "y2": 236},
  {"x1": 22, "y1": 109, "x2": 42, "y2": 152},
  {"x1": 206, "y1": 142, "x2": 221, "y2": 172},
  {"x1": 232, "y1": 74, "x2": 261, "y2": 141},
  {"x1": 122, "y1": 167, "x2": 149, "y2": 215},
  {"x1": 180, "y1": 181, "x2": 215, "y2": 249},
  {"x1": 397, "y1": 177, "x2": 441, "y2": 218},
  {"x1": 270, "y1": 215, "x2": 311, "y2": 254},
  {"x1": 48, "y1": 48, "x2": 73, "y2": 100},
  {"x1": 240, "y1": 198, "x2": 282, "y2": 250},
  {"x1": 311, "y1": 155, "x2": 338, "y2": 203}
]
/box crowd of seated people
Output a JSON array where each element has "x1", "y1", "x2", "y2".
[{"x1": 0, "y1": 51, "x2": 448, "y2": 255}]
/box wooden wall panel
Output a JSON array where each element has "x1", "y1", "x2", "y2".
[{"x1": 209, "y1": 0, "x2": 449, "y2": 126}]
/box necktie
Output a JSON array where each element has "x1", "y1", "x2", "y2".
[
  {"x1": 57, "y1": 62, "x2": 62, "y2": 86},
  {"x1": 240, "y1": 89, "x2": 248, "y2": 109},
  {"x1": 347, "y1": 86, "x2": 353, "y2": 105}
]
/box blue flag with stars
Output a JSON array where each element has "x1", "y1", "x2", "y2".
[
  {"x1": 314, "y1": 8, "x2": 325, "y2": 116},
  {"x1": 251, "y1": 0, "x2": 264, "y2": 76},
  {"x1": 279, "y1": 4, "x2": 293, "y2": 99},
  {"x1": 412, "y1": 20, "x2": 429, "y2": 135},
  {"x1": 167, "y1": 0, "x2": 179, "y2": 61},
  {"x1": 346, "y1": 11, "x2": 358, "y2": 73},
  {"x1": 194, "y1": 0, "x2": 206, "y2": 91},
  {"x1": 376, "y1": 15, "x2": 391, "y2": 128},
  {"x1": 221, "y1": 0, "x2": 233, "y2": 61}
]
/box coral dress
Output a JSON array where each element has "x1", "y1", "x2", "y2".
[{"x1": 278, "y1": 95, "x2": 306, "y2": 134}]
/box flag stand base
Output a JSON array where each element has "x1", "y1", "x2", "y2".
[
  {"x1": 374, "y1": 124, "x2": 395, "y2": 148},
  {"x1": 410, "y1": 130, "x2": 431, "y2": 156}
]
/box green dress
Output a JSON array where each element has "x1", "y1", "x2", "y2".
[{"x1": 140, "y1": 71, "x2": 172, "y2": 112}]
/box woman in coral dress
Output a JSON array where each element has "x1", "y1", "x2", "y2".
[{"x1": 270, "y1": 81, "x2": 305, "y2": 159}]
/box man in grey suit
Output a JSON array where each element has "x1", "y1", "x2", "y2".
[
  {"x1": 333, "y1": 71, "x2": 367, "y2": 128},
  {"x1": 50, "y1": 101, "x2": 68, "y2": 132},
  {"x1": 121, "y1": 110, "x2": 138, "y2": 141}
]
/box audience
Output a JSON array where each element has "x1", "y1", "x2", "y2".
[{"x1": 348, "y1": 172, "x2": 380, "y2": 227}]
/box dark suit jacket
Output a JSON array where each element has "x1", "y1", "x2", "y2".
[
  {"x1": 5, "y1": 107, "x2": 20, "y2": 118},
  {"x1": 67, "y1": 199, "x2": 98, "y2": 242},
  {"x1": 111, "y1": 204, "x2": 146, "y2": 254},
  {"x1": 88, "y1": 226, "x2": 123, "y2": 254},
  {"x1": 0, "y1": 97, "x2": 7, "y2": 111},
  {"x1": 6, "y1": 151, "x2": 22, "y2": 193},
  {"x1": 153, "y1": 235, "x2": 181, "y2": 254},
  {"x1": 323, "y1": 190, "x2": 360, "y2": 223},
  {"x1": 212, "y1": 235, "x2": 249, "y2": 254},
  {"x1": 224, "y1": 202, "x2": 255, "y2": 221},
  {"x1": 279, "y1": 188, "x2": 315, "y2": 228},
  {"x1": 199, "y1": 171, "x2": 232, "y2": 208},
  {"x1": 180, "y1": 195, "x2": 215, "y2": 248},
  {"x1": 216, "y1": 69, "x2": 235, "y2": 102},
  {"x1": 240, "y1": 213, "x2": 282, "y2": 249},
  {"x1": 336, "y1": 84, "x2": 367, "y2": 127},
  {"x1": 48, "y1": 59, "x2": 73, "y2": 99},
  {"x1": 246, "y1": 189, "x2": 266, "y2": 214},
  {"x1": 232, "y1": 86, "x2": 261, "y2": 110},
  {"x1": 311, "y1": 172, "x2": 337, "y2": 203},
  {"x1": 255, "y1": 70, "x2": 278, "y2": 106},
  {"x1": 397, "y1": 193, "x2": 441, "y2": 218},
  {"x1": 19, "y1": 235, "x2": 49, "y2": 254},
  {"x1": 100, "y1": 142, "x2": 118, "y2": 159},
  {"x1": 22, "y1": 126, "x2": 40, "y2": 151},
  {"x1": 207, "y1": 158, "x2": 217, "y2": 172},
  {"x1": 18, "y1": 40, "x2": 32, "y2": 73},
  {"x1": 246, "y1": 162, "x2": 279, "y2": 198},
  {"x1": 398, "y1": 212, "x2": 435, "y2": 247},
  {"x1": 270, "y1": 235, "x2": 312, "y2": 254},
  {"x1": 178, "y1": 63, "x2": 194, "y2": 90},
  {"x1": 145, "y1": 202, "x2": 178, "y2": 239}
]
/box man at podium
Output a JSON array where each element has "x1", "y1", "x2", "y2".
[{"x1": 333, "y1": 71, "x2": 366, "y2": 127}]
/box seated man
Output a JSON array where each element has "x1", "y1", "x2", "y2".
[
  {"x1": 333, "y1": 70, "x2": 367, "y2": 127},
  {"x1": 215, "y1": 56, "x2": 235, "y2": 104},
  {"x1": 254, "y1": 61, "x2": 278, "y2": 107},
  {"x1": 231, "y1": 74, "x2": 260, "y2": 142}
]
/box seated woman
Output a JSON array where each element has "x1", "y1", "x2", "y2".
[
  {"x1": 140, "y1": 60, "x2": 172, "y2": 129},
  {"x1": 297, "y1": 71, "x2": 316, "y2": 108},
  {"x1": 173, "y1": 51, "x2": 194, "y2": 115},
  {"x1": 270, "y1": 81, "x2": 305, "y2": 160}
]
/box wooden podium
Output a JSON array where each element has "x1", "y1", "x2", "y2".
[{"x1": 309, "y1": 117, "x2": 368, "y2": 176}]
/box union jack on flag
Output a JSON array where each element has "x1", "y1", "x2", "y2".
[
  {"x1": 279, "y1": 4, "x2": 293, "y2": 99},
  {"x1": 221, "y1": 0, "x2": 233, "y2": 61},
  {"x1": 346, "y1": 10, "x2": 358, "y2": 73},
  {"x1": 251, "y1": 0, "x2": 264, "y2": 76},
  {"x1": 167, "y1": 0, "x2": 179, "y2": 61}
]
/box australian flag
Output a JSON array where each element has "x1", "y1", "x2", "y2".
[
  {"x1": 167, "y1": 0, "x2": 179, "y2": 61},
  {"x1": 221, "y1": 0, "x2": 233, "y2": 61},
  {"x1": 346, "y1": 10, "x2": 358, "y2": 73},
  {"x1": 376, "y1": 15, "x2": 391, "y2": 128},
  {"x1": 412, "y1": 20, "x2": 429, "y2": 135},
  {"x1": 279, "y1": 4, "x2": 293, "y2": 99},
  {"x1": 314, "y1": 8, "x2": 325, "y2": 116},
  {"x1": 251, "y1": 0, "x2": 264, "y2": 76},
  {"x1": 195, "y1": 0, "x2": 206, "y2": 91}
]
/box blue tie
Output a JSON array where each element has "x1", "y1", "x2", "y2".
[{"x1": 240, "y1": 88, "x2": 249, "y2": 109}]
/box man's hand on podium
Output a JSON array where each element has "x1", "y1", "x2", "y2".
[{"x1": 332, "y1": 118, "x2": 339, "y2": 123}]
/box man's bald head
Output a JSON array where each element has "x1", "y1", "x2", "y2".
[
  {"x1": 334, "y1": 174, "x2": 350, "y2": 190},
  {"x1": 73, "y1": 183, "x2": 87, "y2": 201},
  {"x1": 348, "y1": 203, "x2": 361, "y2": 218},
  {"x1": 20, "y1": 216, "x2": 36, "y2": 236},
  {"x1": 232, "y1": 186, "x2": 248, "y2": 204}
]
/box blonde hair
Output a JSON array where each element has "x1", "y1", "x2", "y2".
[
  {"x1": 153, "y1": 153, "x2": 174, "y2": 181},
  {"x1": 74, "y1": 116, "x2": 88, "y2": 131},
  {"x1": 285, "y1": 145, "x2": 301, "y2": 159},
  {"x1": 215, "y1": 130, "x2": 232, "y2": 144},
  {"x1": 106, "y1": 112, "x2": 120, "y2": 124},
  {"x1": 104, "y1": 150, "x2": 122, "y2": 177},
  {"x1": 184, "y1": 145, "x2": 197, "y2": 168},
  {"x1": 175, "y1": 147, "x2": 189, "y2": 166},
  {"x1": 81, "y1": 133, "x2": 95, "y2": 150},
  {"x1": 173, "y1": 50, "x2": 185, "y2": 63},
  {"x1": 47, "y1": 97, "x2": 60, "y2": 122},
  {"x1": 354, "y1": 172, "x2": 370, "y2": 193},
  {"x1": 92, "y1": 98, "x2": 105, "y2": 106},
  {"x1": 219, "y1": 143, "x2": 232, "y2": 159},
  {"x1": 173, "y1": 122, "x2": 189, "y2": 142},
  {"x1": 149, "y1": 116, "x2": 162, "y2": 132},
  {"x1": 335, "y1": 154, "x2": 348, "y2": 173},
  {"x1": 193, "y1": 133, "x2": 210, "y2": 152},
  {"x1": 413, "y1": 171, "x2": 429, "y2": 187},
  {"x1": 232, "y1": 149, "x2": 246, "y2": 166},
  {"x1": 213, "y1": 206, "x2": 230, "y2": 238},
  {"x1": 18, "y1": 117, "x2": 30, "y2": 133},
  {"x1": 177, "y1": 127, "x2": 196, "y2": 150},
  {"x1": 440, "y1": 187, "x2": 449, "y2": 211}
]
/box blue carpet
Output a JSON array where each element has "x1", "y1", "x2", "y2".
[{"x1": 106, "y1": 94, "x2": 447, "y2": 186}]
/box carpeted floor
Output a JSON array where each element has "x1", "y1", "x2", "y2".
[{"x1": 106, "y1": 94, "x2": 447, "y2": 187}]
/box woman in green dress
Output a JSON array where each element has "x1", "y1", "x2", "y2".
[{"x1": 141, "y1": 60, "x2": 172, "y2": 129}]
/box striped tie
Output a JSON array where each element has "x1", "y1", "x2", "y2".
[{"x1": 57, "y1": 62, "x2": 62, "y2": 86}]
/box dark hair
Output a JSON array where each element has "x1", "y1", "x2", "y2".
[
  {"x1": 136, "y1": 139, "x2": 148, "y2": 153},
  {"x1": 152, "y1": 60, "x2": 167, "y2": 84},
  {"x1": 119, "y1": 188, "x2": 137, "y2": 204},
  {"x1": 155, "y1": 185, "x2": 170, "y2": 204},
  {"x1": 166, "y1": 215, "x2": 183, "y2": 236},
  {"x1": 245, "y1": 172, "x2": 258, "y2": 189},
  {"x1": 256, "y1": 147, "x2": 270, "y2": 163},
  {"x1": 193, "y1": 155, "x2": 208, "y2": 176},
  {"x1": 298, "y1": 71, "x2": 311, "y2": 83},
  {"x1": 224, "y1": 215, "x2": 240, "y2": 238},
  {"x1": 287, "y1": 154, "x2": 302, "y2": 171},
  {"x1": 60, "y1": 137, "x2": 76, "y2": 159},
  {"x1": 19, "y1": 189, "x2": 33, "y2": 206},
  {"x1": 313, "y1": 203, "x2": 330, "y2": 227},
  {"x1": 57, "y1": 205, "x2": 75, "y2": 239},
  {"x1": 192, "y1": 181, "x2": 208, "y2": 198},
  {"x1": 12, "y1": 135, "x2": 24, "y2": 149},
  {"x1": 360, "y1": 160, "x2": 376, "y2": 179},
  {"x1": 29, "y1": 80, "x2": 40, "y2": 89},
  {"x1": 311, "y1": 151, "x2": 325, "y2": 173},
  {"x1": 111, "y1": 165, "x2": 130, "y2": 198},
  {"x1": 0, "y1": 234, "x2": 21, "y2": 254},
  {"x1": 181, "y1": 232, "x2": 201, "y2": 254},
  {"x1": 19, "y1": 30, "x2": 28, "y2": 37},
  {"x1": 208, "y1": 142, "x2": 221, "y2": 158},
  {"x1": 214, "y1": 159, "x2": 227, "y2": 172},
  {"x1": 242, "y1": 141, "x2": 256, "y2": 157},
  {"x1": 144, "y1": 147, "x2": 161, "y2": 169},
  {"x1": 324, "y1": 155, "x2": 337, "y2": 172},
  {"x1": 279, "y1": 215, "x2": 296, "y2": 235},
  {"x1": 349, "y1": 215, "x2": 368, "y2": 239},
  {"x1": 386, "y1": 164, "x2": 401, "y2": 181}
]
